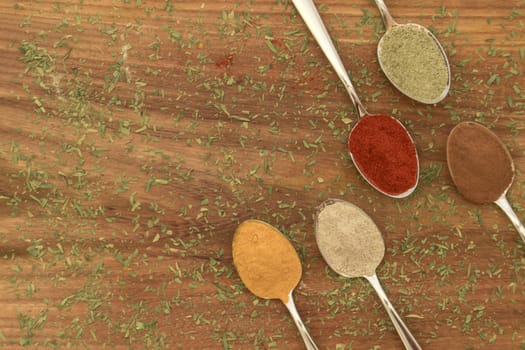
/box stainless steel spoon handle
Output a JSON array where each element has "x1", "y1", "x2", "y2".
[
  {"x1": 495, "y1": 195, "x2": 525, "y2": 244},
  {"x1": 284, "y1": 293, "x2": 319, "y2": 350},
  {"x1": 365, "y1": 274, "x2": 422, "y2": 350},
  {"x1": 291, "y1": 0, "x2": 368, "y2": 117},
  {"x1": 373, "y1": 0, "x2": 397, "y2": 29}
]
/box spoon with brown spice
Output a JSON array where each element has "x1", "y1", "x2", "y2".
[
  {"x1": 290, "y1": 0, "x2": 419, "y2": 198},
  {"x1": 232, "y1": 220, "x2": 318, "y2": 350},
  {"x1": 314, "y1": 199, "x2": 422, "y2": 350},
  {"x1": 447, "y1": 121, "x2": 525, "y2": 243},
  {"x1": 374, "y1": 0, "x2": 451, "y2": 104}
]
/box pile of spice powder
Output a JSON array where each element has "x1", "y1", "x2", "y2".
[
  {"x1": 348, "y1": 115, "x2": 418, "y2": 196},
  {"x1": 232, "y1": 220, "x2": 302, "y2": 304},
  {"x1": 378, "y1": 24, "x2": 449, "y2": 102},
  {"x1": 315, "y1": 200, "x2": 385, "y2": 278}
]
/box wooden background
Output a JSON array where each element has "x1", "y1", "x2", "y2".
[{"x1": 0, "y1": 0, "x2": 524, "y2": 349}]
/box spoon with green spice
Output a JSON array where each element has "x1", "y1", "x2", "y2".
[
  {"x1": 374, "y1": 0, "x2": 451, "y2": 104},
  {"x1": 291, "y1": 0, "x2": 419, "y2": 198},
  {"x1": 314, "y1": 199, "x2": 422, "y2": 350}
]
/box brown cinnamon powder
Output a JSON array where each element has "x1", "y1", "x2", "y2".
[{"x1": 446, "y1": 122, "x2": 514, "y2": 204}]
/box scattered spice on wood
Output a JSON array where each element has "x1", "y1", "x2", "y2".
[
  {"x1": 348, "y1": 115, "x2": 418, "y2": 196},
  {"x1": 5, "y1": 0, "x2": 525, "y2": 348}
]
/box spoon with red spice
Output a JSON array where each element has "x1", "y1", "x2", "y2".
[{"x1": 291, "y1": 0, "x2": 419, "y2": 198}]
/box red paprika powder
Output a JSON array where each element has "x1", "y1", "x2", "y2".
[{"x1": 348, "y1": 114, "x2": 418, "y2": 196}]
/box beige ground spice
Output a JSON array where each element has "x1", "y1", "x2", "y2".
[
  {"x1": 447, "y1": 122, "x2": 514, "y2": 203},
  {"x1": 232, "y1": 220, "x2": 302, "y2": 303},
  {"x1": 315, "y1": 200, "x2": 385, "y2": 278}
]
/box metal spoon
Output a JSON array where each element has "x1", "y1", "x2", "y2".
[
  {"x1": 291, "y1": 0, "x2": 419, "y2": 198},
  {"x1": 374, "y1": 0, "x2": 451, "y2": 104},
  {"x1": 314, "y1": 199, "x2": 422, "y2": 350},
  {"x1": 232, "y1": 220, "x2": 318, "y2": 350},
  {"x1": 447, "y1": 122, "x2": 525, "y2": 244}
]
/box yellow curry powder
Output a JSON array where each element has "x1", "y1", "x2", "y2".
[{"x1": 232, "y1": 220, "x2": 302, "y2": 304}]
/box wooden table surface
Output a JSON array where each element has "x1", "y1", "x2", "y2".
[{"x1": 1, "y1": 0, "x2": 524, "y2": 349}]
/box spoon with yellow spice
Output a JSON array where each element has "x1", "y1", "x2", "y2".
[{"x1": 232, "y1": 220, "x2": 318, "y2": 350}]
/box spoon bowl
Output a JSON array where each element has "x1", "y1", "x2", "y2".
[
  {"x1": 447, "y1": 122, "x2": 525, "y2": 243},
  {"x1": 348, "y1": 114, "x2": 419, "y2": 197},
  {"x1": 232, "y1": 220, "x2": 319, "y2": 350},
  {"x1": 291, "y1": 0, "x2": 419, "y2": 198},
  {"x1": 314, "y1": 199, "x2": 422, "y2": 350},
  {"x1": 374, "y1": 0, "x2": 451, "y2": 104}
]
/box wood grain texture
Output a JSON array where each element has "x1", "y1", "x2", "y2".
[{"x1": 0, "y1": 0, "x2": 524, "y2": 349}]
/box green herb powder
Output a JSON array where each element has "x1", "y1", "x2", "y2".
[{"x1": 378, "y1": 24, "x2": 449, "y2": 103}]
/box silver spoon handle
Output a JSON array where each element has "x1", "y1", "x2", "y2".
[
  {"x1": 495, "y1": 195, "x2": 525, "y2": 244},
  {"x1": 283, "y1": 293, "x2": 319, "y2": 350},
  {"x1": 373, "y1": 0, "x2": 397, "y2": 29},
  {"x1": 365, "y1": 274, "x2": 422, "y2": 350},
  {"x1": 290, "y1": 0, "x2": 368, "y2": 117}
]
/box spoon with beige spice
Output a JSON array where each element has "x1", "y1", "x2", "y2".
[
  {"x1": 315, "y1": 199, "x2": 422, "y2": 350},
  {"x1": 232, "y1": 220, "x2": 318, "y2": 350},
  {"x1": 447, "y1": 121, "x2": 525, "y2": 243}
]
